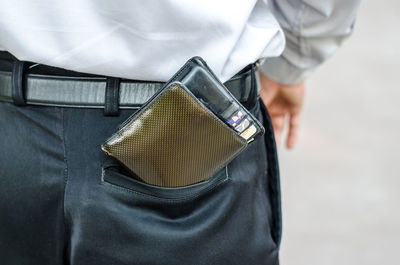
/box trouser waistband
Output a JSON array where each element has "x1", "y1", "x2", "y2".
[{"x1": 0, "y1": 51, "x2": 260, "y2": 116}]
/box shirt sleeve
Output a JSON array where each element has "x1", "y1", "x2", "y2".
[{"x1": 258, "y1": 0, "x2": 362, "y2": 85}]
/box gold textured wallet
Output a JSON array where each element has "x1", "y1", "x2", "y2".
[{"x1": 101, "y1": 81, "x2": 248, "y2": 188}]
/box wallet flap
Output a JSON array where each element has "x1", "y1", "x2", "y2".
[{"x1": 102, "y1": 82, "x2": 247, "y2": 187}]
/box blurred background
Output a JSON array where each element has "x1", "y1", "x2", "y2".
[{"x1": 278, "y1": 1, "x2": 400, "y2": 264}]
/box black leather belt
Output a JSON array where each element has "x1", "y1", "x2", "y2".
[{"x1": 0, "y1": 51, "x2": 259, "y2": 112}]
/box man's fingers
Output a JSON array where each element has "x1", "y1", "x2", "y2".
[
  {"x1": 259, "y1": 72, "x2": 305, "y2": 149},
  {"x1": 286, "y1": 113, "x2": 301, "y2": 149},
  {"x1": 271, "y1": 114, "x2": 285, "y2": 147}
]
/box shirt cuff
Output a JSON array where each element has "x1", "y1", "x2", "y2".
[{"x1": 258, "y1": 56, "x2": 314, "y2": 85}]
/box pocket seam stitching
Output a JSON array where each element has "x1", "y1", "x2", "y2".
[{"x1": 100, "y1": 165, "x2": 230, "y2": 203}]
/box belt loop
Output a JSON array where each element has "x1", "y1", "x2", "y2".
[
  {"x1": 242, "y1": 62, "x2": 258, "y2": 110},
  {"x1": 11, "y1": 60, "x2": 27, "y2": 106},
  {"x1": 104, "y1": 77, "x2": 121, "y2": 116},
  {"x1": 253, "y1": 61, "x2": 261, "y2": 98}
]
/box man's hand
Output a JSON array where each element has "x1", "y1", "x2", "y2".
[{"x1": 258, "y1": 71, "x2": 305, "y2": 149}]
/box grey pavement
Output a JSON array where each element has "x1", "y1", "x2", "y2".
[{"x1": 278, "y1": 1, "x2": 400, "y2": 264}]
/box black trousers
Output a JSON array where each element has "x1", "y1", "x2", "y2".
[{"x1": 0, "y1": 84, "x2": 281, "y2": 264}]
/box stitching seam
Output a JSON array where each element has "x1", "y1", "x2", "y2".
[{"x1": 61, "y1": 108, "x2": 69, "y2": 262}]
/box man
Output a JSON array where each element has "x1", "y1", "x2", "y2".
[{"x1": 0, "y1": 0, "x2": 361, "y2": 264}]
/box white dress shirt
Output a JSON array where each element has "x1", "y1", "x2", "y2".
[
  {"x1": 0, "y1": 0, "x2": 361, "y2": 84},
  {"x1": 0, "y1": 0, "x2": 284, "y2": 82}
]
